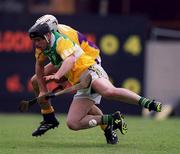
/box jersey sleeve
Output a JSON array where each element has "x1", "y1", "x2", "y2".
[
  {"x1": 35, "y1": 48, "x2": 46, "y2": 63},
  {"x1": 56, "y1": 36, "x2": 84, "y2": 60}
]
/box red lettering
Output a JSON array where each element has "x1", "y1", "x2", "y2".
[
  {"x1": 23, "y1": 33, "x2": 33, "y2": 52},
  {"x1": 0, "y1": 31, "x2": 96, "y2": 53},
  {"x1": 0, "y1": 31, "x2": 33, "y2": 53},
  {"x1": 6, "y1": 74, "x2": 23, "y2": 92},
  {"x1": 13, "y1": 32, "x2": 32, "y2": 53},
  {"x1": 1, "y1": 31, "x2": 12, "y2": 51}
]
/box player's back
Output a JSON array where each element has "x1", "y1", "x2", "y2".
[{"x1": 57, "y1": 24, "x2": 100, "y2": 61}]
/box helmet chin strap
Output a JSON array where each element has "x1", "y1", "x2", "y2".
[{"x1": 44, "y1": 35, "x2": 49, "y2": 43}]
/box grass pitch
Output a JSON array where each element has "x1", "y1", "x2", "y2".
[{"x1": 0, "y1": 114, "x2": 179, "y2": 154}]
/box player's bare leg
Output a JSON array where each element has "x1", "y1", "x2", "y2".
[
  {"x1": 88, "y1": 105, "x2": 120, "y2": 144},
  {"x1": 67, "y1": 98, "x2": 126, "y2": 144},
  {"x1": 88, "y1": 105, "x2": 106, "y2": 129},
  {"x1": 92, "y1": 78, "x2": 162, "y2": 112},
  {"x1": 67, "y1": 98, "x2": 101, "y2": 130}
]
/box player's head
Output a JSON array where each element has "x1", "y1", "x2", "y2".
[
  {"x1": 28, "y1": 22, "x2": 51, "y2": 50},
  {"x1": 35, "y1": 14, "x2": 58, "y2": 32}
]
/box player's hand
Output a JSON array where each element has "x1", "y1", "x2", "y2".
[{"x1": 44, "y1": 74, "x2": 60, "y2": 82}]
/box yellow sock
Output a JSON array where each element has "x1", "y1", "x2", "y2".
[
  {"x1": 41, "y1": 106, "x2": 54, "y2": 114},
  {"x1": 100, "y1": 124, "x2": 107, "y2": 131}
]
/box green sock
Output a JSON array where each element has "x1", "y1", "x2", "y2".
[
  {"x1": 101, "y1": 115, "x2": 113, "y2": 125},
  {"x1": 138, "y1": 97, "x2": 153, "y2": 109}
]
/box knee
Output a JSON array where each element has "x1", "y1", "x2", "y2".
[
  {"x1": 66, "y1": 119, "x2": 80, "y2": 131},
  {"x1": 31, "y1": 75, "x2": 37, "y2": 86}
]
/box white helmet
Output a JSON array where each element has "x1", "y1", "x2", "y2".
[{"x1": 35, "y1": 14, "x2": 58, "y2": 32}]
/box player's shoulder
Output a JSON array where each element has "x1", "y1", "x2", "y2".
[
  {"x1": 57, "y1": 24, "x2": 78, "y2": 33},
  {"x1": 55, "y1": 32, "x2": 75, "y2": 50}
]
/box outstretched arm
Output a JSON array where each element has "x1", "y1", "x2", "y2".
[{"x1": 45, "y1": 54, "x2": 76, "y2": 82}]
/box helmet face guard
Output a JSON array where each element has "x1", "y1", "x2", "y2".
[{"x1": 28, "y1": 22, "x2": 51, "y2": 39}]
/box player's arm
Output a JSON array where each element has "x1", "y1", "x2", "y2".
[
  {"x1": 35, "y1": 48, "x2": 48, "y2": 93},
  {"x1": 45, "y1": 36, "x2": 83, "y2": 81},
  {"x1": 45, "y1": 54, "x2": 76, "y2": 81},
  {"x1": 55, "y1": 54, "x2": 76, "y2": 79},
  {"x1": 35, "y1": 60, "x2": 48, "y2": 93}
]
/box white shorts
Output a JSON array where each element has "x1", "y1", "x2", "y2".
[{"x1": 74, "y1": 64, "x2": 109, "y2": 104}]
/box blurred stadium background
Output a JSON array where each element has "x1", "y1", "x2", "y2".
[{"x1": 1, "y1": 0, "x2": 180, "y2": 119}]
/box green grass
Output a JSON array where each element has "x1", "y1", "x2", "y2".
[{"x1": 0, "y1": 114, "x2": 179, "y2": 154}]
